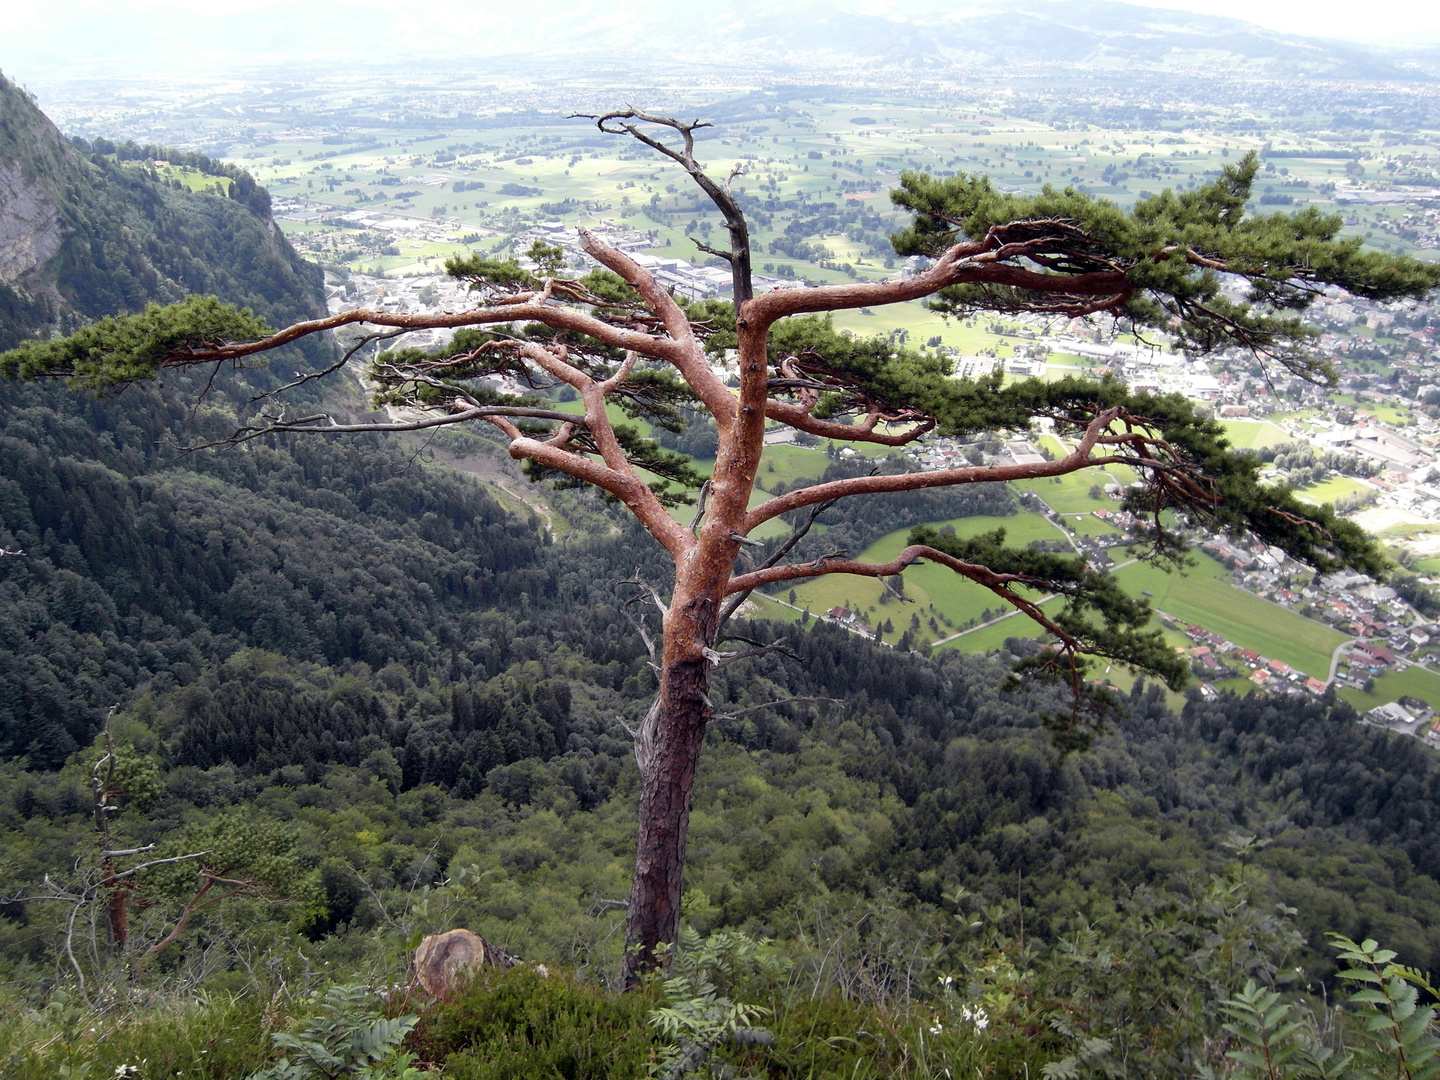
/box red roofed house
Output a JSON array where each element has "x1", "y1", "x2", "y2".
[{"x1": 1356, "y1": 643, "x2": 1396, "y2": 666}]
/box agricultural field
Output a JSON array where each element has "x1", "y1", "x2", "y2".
[
  {"x1": 1221, "y1": 419, "x2": 1291, "y2": 450},
  {"x1": 1016, "y1": 469, "x2": 1132, "y2": 515},
  {"x1": 1340, "y1": 664, "x2": 1440, "y2": 712},
  {"x1": 772, "y1": 512, "x2": 1071, "y2": 648},
  {"x1": 1293, "y1": 474, "x2": 1376, "y2": 507},
  {"x1": 777, "y1": 507, "x2": 1350, "y2": 683},
  {"x1": 159, "y1": 80, "x2": 1438, "y2": 358},
  {"x1": 1109, "y1": 556, "x2": 1347, "y2": 679},
  {"x1": 756, "y1": 443, "x2": 832, "y2": 489}
]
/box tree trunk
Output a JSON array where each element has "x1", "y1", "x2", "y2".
[{"x1": 622, "y1": 595, "x2": 718, "y2": 989}]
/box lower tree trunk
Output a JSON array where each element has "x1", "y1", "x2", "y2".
[{"x1": 622, "y1": 605, "x2": 716, "y2": 989}]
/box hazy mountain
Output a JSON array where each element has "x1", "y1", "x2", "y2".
[{"x1": 5, "y1": 0, "x2": 1431, "y2": 85}]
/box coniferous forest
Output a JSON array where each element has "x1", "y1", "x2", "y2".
[{"x1": 8, "y1": 69, "x2": 1440, "y2": 1080}]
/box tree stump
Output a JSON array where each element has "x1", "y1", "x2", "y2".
[{"x1": 411, "y1": 928, "x2": 516, "y2": 997}]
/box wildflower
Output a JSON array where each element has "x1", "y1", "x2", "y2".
[
  {"x1": 960, "y1": 1005, "x2": 990, "y2": 1031},
  {"x1": 929, "y1": 1018, "x2": 944, "y2": 1034}
]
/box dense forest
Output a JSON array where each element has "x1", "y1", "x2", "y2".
[{"x1": 8, "y1": 353, "x2": 1440, "y2": 1076}]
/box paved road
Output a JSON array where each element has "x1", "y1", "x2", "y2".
[{"x1": 1329, "y1": 638, "x2": 1358, "y2": 684}]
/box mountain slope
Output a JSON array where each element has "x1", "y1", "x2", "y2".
[{"x1": 0, "y1": 70, "x2": 325, "y2": 351}]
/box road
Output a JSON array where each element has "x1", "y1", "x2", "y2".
[{"x1": 1329, "y1": 638, "x2": 1358, "y2": 684}]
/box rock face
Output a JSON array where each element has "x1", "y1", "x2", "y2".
[
  {"x1": 412, "y1": 929, "x2": 517, "y2": 997},
  {"x1": 0, "y1": 162, "x2": 61, "y2": 283}
]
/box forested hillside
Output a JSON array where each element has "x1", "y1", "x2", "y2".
[{"x1": 0, "y1": 70, "x2": 323, "y2": 351}]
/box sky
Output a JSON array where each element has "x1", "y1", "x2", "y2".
[{"x1": 3, "y1": 0, "x2": 1437, "y2": 86}]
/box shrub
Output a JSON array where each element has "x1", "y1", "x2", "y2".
[{"x1": 412, "y1": 966, "x2": 655, "y2": 1079}]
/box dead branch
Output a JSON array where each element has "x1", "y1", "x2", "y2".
[
  {"x1": 704, "y1": 634, "x2": 802, "y2": 669},
  {"x1": 710, "y1": 696, "x2": 840, "y2": 723},
  {"x1": 718, "y1": 495, "x2": 841, "y2": 629},
  {"x1": 576, "y1": 109, "x2": 755, "y2": 304},
  {"x1": 250, "y1": 327, "x2": 409, "y2": 402}
]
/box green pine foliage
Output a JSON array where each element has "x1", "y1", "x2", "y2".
[{"x1": 891, "y1": 153, "x2": 1440, "y2": 383}]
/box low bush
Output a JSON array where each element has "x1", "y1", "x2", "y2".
[{"x1": 412, "y1": 965, "x2": 656, "y2": 1078}]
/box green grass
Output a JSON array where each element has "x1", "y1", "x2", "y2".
[
  {"x1": 769, "y1": 513, "x2": 1070, "y2": 647},
  {"x1": 1017, "y1": 469, "x2": 1132, "y2": 515},
  {"x1": 1221, "y1": 420, "x2": 1291, "y2": 450},
  {"x1": 1065, "y1": 513, "x2": 1121, "y2": 537},
  {"x1": 763, "y1": 504, "x2": 1345, "y2": 683},
  {"x1": 1339, "y1": 664, "x2": 1440, "y2": 711},
  {"x1": 1110, "y1": 556, "x2": 1345, "y2": 678},
  {"x1": 757, "y1": 443, "x2": 831, "y2": 491},
  {"x1": 933, "y1": 598, "x2": 1064, "y2": 654},
  {"x1": 1294, "y1": 475, "x2": 1374, "y2": 507},
  {"x1": 1358, "y1": 401, "x2": 1414, "y2": 426},
  {"x1": 939, "y1": 551, "x2": 1346, "y2": 683}
]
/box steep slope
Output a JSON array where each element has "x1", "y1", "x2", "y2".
[{"x1": 0, "y1": 69, "x2": 324, "y2": 351}]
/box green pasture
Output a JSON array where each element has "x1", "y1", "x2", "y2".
[
  {"x1": 938, "y1": 549, "x2": 1346, "y2": 684},
  {"x1": 1357, "y1": 400, "x2": 1414, "y2": 426},
  {"x1": 1018, "y1": 468, "x2": 1132, "y2": 515},
  {"x1": 1070, "y1": 513, "x2": 1122, "y2": 537},
  {"x1": 1293, "y1": 475, "x2": 1375, "y2": 507},
  {"x1": 1110, "y1": 555, "x2": 1345, "y2": 679},
  {"x1": 772, "y1": 512, "x2": 1070, "y2": 646},
  {"x1": 933, "y1": 596, "x2": 1065, "y2": 653},
  {"x1": 1340, "y1": 664, "x2": 1440, "y2": 711},
  {"x1": 1221, "y1": 420, "x2": 1290, "y2": 450},
  {"x1": 756, "y1": 443, "x2": 831, "y2": 490},
  {"x1": 828, "y1": 303, "x2": 1012, "y2": 355}
]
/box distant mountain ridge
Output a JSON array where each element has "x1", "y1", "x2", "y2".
[
  {"x1": 0, "y1": 70, "x2": 325, "y2": 351},
  {"x1": 6, "y1": 0, "x2": 1432, "y2": 84},
  {"x1": 702, "y1": 0, "x2": 1427, "y2": 80}
]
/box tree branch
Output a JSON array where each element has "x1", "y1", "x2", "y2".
[
  {"x1": 763, "y1": 400, "x2": 936, "y2": 446},
  {"x1": 177, "y1": 404, "x2": 583, "y2": 452},
  {"x1": 577, "y1": 109, "x2": 754, "y2": 304},
  {"x1": 718, "y1": 495, "x2": 839, "y2": 629},
  {"x1": 744, "y1": 449, "x2": 1128, "y2": 533},
  {"x1": 709, "y1": 696, "x2": 839, "y2": 723}
]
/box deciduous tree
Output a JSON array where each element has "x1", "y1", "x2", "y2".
[{"x1": 6, "y1": 110, "x2": 1438, "y2": 986}]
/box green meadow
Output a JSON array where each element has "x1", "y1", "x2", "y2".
[
  {"x1": 1293, "y1": 474, "x2": 1375, "y2": 507},
  {"x1": 774, "y1": 512, "x2": 1070, "y2": 647},
  {"x1": 1221, "y1": 419, "x2": 1291, "y2": 450},
  {"x1": 1340, "y1": 664, "x2": 1440, "y2": 711}
]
